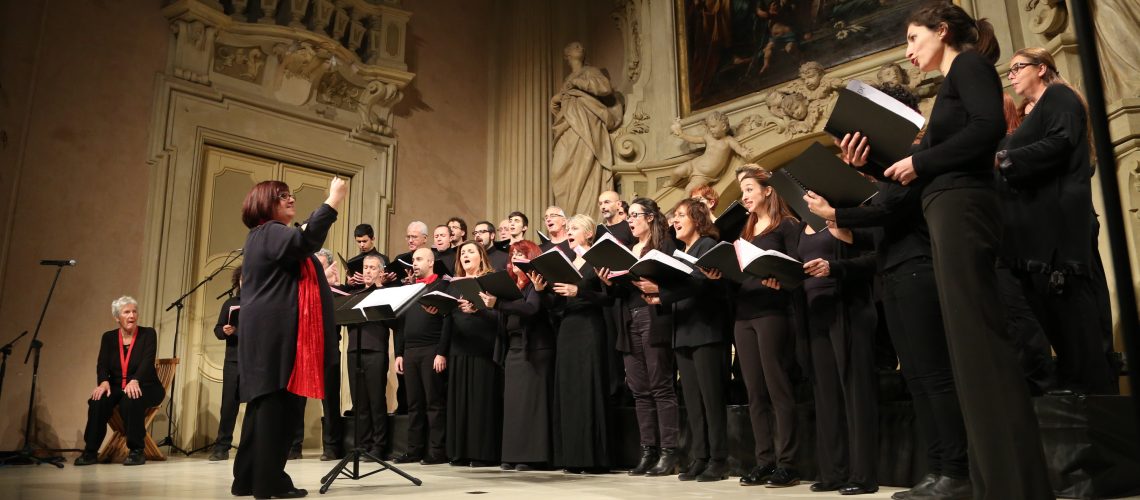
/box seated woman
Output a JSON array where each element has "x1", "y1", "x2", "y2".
[{"x1": 74, "y1": 296, "x2": 165, "y2": 466}]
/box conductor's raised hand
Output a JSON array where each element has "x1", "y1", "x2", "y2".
[
  {"x1": 91, "y1": 381, "x2": 111, "y2": 401},
  {"x1": 325, "y1": 176, "x2": 348, "y2": 210},
  {"x1": 837, "y1": 132, "x2": 870, "y2": 167},
  {"x1": 883, "y1": 156, "x2": 918, "y2": 185}
]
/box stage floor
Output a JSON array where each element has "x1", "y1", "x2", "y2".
[{"x1": 0, "y1": 454, "x2": 906, "y2": 499}]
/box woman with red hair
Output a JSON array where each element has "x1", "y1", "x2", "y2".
[
  {"x1": 496, "y1": 240, "x2": 556, "y2": 471},
  {"x1": 232, "y1": 177, "x2": 346, "y2": 499}
]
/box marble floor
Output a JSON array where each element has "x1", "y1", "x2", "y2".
[{"x1": 0, "y1": 454, "x2": 907, "y2": 500}]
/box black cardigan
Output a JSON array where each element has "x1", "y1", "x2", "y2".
[
  {"x1": 238, "y1": 203, "x2": 338, "y2": 402},
  {"x1": 96, "y1": 327, "x2": 161, "y2": 388},
  {"x1": 998, "y1": 83, "x2": 1095, "y2": 275},
  {"x1": 497, "y1": 283, "x2": 556, "y2": 351},
  {"x1": 609, "y1": 238, "x2": 677, "y2": 351},
  {"x1": 657, "y1": 236, "x2": 728, "y2": 348}
]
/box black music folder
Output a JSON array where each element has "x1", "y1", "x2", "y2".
[
  {"x1": 524, "y1": 247, "x2": 583, "y2": 284},
  {"x1": 418, "y1": 290, "x2": 459, "y2": 315},
  {"x1": 734, "y1": 239, "x2": 806, "y2": 288},
  {"x1": 767, "y1": 168, "x2": 831, "y2": 232},
  {"x1": 780, "y1": 142, "x2": 879, "y2": 207},
  {"x1": 677, "y1": 241, "x2": 749, "y2": 282},
  {"x1": 824, "y1": 80, "x2": 926, "y2": 169},
  {"x1": 715, "y1": 200, "x2": 749, "y2": 242},
  {"x1": 627, "y1": 249, "x2": 694, "y2": 284},
  {"x1": 581, "y1": 233, "x2": 638, "y2": 271},
  {"x1": 449, "y1": 270, "x2": 524, "y2": 309}
]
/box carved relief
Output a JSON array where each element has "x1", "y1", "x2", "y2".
[
  {"x1": 355, "y1": 80, "x2": 403, "y2": 137},
  {"x1": 316, "y1": 72, "x2": 366, "y2": 111},
  {"x1": 612, "y1": 0, "x2": 643, "y2": 84},
  {"x1": 614, "y1": 109, "x2": 648, "y2": 163},
  {"x1": 669, "y1": 111, "x2": 754, "y2": 192},
  {"x1": 1025, "y1": 0, "x2": 1067, "y2": 38},
  {"x1": 273, "y1": 42, "x2": 332, "y2": 81},
  {"x1": 214, "y1": 45, "x2": 266, "y2": 82},
  {"x1": 876, "y1": 63, "x2": 941, "y2": 99},
  {"x1": 760, "y1": 62, "x2": 842, "y2": 138},
  {"x1": 170, "y1": 19, "x2": 215, "y2": 84}
]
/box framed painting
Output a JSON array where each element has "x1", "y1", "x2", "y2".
[{"x1": 676, "y1": 0, "x2": 926, "y2": 116}]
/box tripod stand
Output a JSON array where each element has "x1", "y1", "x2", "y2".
[
  {"x1": 320, "y1": 313, "x2": 421, "y2": 493},
  {"x1": 0, "y1": 331, "x2": 28, "y2": 404},
  {"x1": 157, "y1": 250, "x2": 243, "y2": 456},
  {"x1": 1, "y1": 264, "x2": 69, "y2": 468}
]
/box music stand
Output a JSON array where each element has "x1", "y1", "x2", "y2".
[
  {"x1": 0, "y1": 264, "x2": 70, "y2": 468},
  {"x1": 320, "y1": 285, "x2": 425, "y2": 493},
  {"x1": 157, "y1": 249, "x2": 243, "y2": 456}
]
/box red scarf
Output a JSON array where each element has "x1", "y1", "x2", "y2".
[
  {"x1": 287, "y1": 258, "x2": 325, "y2": 399},
  {"x1": 118, "y1": 328, "x2": 137, "y2": 389},
  {"x1": 416, "y1": 273, "x2": 439, "y2": 285}
]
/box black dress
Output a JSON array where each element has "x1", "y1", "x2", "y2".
[
  {"x1": 552, "y1": 265, "x2": 613, "y2": 469},
  {"x1": 499, "y1": 283, "x2": 556, "y2": 464},
  {"x1": 446, "y1": 281, "x2": 503, "y2": 464}
]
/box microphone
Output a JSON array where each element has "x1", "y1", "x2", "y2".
[{"x1": 40, "y1": 259, "x2": 77, "y2": 266}]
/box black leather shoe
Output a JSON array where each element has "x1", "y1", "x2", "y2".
[
  {"x1": 420, "y1": 455, "x2": 448, "y2": 465},
  {"x1": 255, "y1": 488, "x2": 308, "y2": 499},
  {"x1": 740, "y1": 463, "x2": 777, "y2": 486},
  {"x1": 628, "y1": 445, "x2": 658, "y2": 476},
  {"x1": 289, "y1": 449, "x2": 303, "y2": 460},
  {"x1": 209, "y1": 449, "x2": 229, "y2": 461},
  {"x1": 469, "y1": 461, "x2": 493, "y2": 468},
  {"x1": 393, "y1": 453, "x2": 421, "y2": 464},
  {"x1": 892, "y1": 473, "x2": 940, "y2": 500},
  {"x1": 514, "y1": 463, "x2": 533, "y2": 471},
  {"x1": 73, "y1": 452, "x2": 98, "y2": 466},
  {"x1": 839, "y1": 483, "x2": 879, "y2": 495},
  {"x1": 448, "y1": 459, "x2": 469, "y2": 467},
  {"x1": 231, "y1": 485, "x2": 253, "y2": 497},
  {"x1": 501, "y1": 462, "x2": 515, "y2": 470},
  {"x1": 811, "y1": 481, "x2": 844, "y2": 492},
  {"x1": 764, "y1": 466, "x2": 800, "y2": 488},
  {"x1": 696, "y1": 459, "x2": 728, "y2": 482},
  {"x1": 911, "y1": 475, "x2": 971, "y2": 500},
  {"x1": 677, "y1": 459, "x2": 707, "y2": 481},
  {"x1": 646, "y1": 447, "x2": 680, "y2": 476},
  {"x1": 123, "y1": 449, "x2": 146, "y2": 466}
]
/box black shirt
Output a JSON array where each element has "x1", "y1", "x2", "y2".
[
  {"x1": 96, "y1": 327, "x2": 161, "y2": 388},
  {"x1": 347, "y1": 284, "x2": 392, "y2": 352},
  {"x1": 213, "y1": 296, "x2": 240, "y2": 361},
  {"x1": 834, "y1": 180, "x2": 930, "y2": 272},
  {"x1": 394, "y1": 279, "x2": 451, "y2": 357},
  {"x1": 912, "y1": 50, "x2": 1006, "y2": 195},
  {"x1": 734, "y1": 218, "x2": 799, "y2": 320}
]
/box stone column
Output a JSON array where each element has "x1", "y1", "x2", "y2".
[{"x1": 487, "y1": 0, "x2": 554, "y2": 225}]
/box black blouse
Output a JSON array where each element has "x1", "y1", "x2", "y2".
[
  {"x1": 734, "y1": 218, "x2": 799, "y2": 320},
  {"x1": 447, "y1": 281, "x2": 500, "y2": 359}
]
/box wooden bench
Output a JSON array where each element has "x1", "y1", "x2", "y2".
[{"x1": 97, "y1": 358, "x2": 178, "y2": 462}]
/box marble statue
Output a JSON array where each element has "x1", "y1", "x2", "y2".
[
  {"x1": 669, "y1": 111, "x2": 754, "y2": 192},
  {"x1": 550, "y1": 42, "x2": 623, "y2": 218}
]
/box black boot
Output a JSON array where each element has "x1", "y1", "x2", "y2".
[
  {"x1": 696, "y1": 458, "x2": 729, "y2": 482},
  {"x1": 646, "y1": 447, "x2": 680, "y2": 476},
  {"x1": 677, "y1": 459, "x2": 708, "y2": 481},
  {"x1": 628, "y1": 446, "x2": 658, "y2": 476}
]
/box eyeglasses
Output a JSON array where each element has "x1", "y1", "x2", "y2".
[
  {"x1": 277, "y1": 192, "x2": 295, "y2": 201},
  {"x1": 626, "y1": 212, "x2": 647, "y2": 219},
  {"x1": 472, "y1": 229, "x2": 492, "y2": 235},
  {"x1": 544, "y1": 214, "x2": 565, "y2": 220},
  {"x1": 1008, "y1": 62, "x2": 1039, "y2": 78}
]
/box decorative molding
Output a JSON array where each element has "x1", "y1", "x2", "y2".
[
  {"x1": 1026, "y1": 0, "x2": 1067, "y2": 38},
  {"x1": 612, "y1": 0, "x2": 643, "y2": 84},
  {"x1": 213, "y1": 44, "x2": 266, "y2": 82}
]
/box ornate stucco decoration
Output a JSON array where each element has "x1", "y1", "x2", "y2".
[
  {"x1": 161, "y1": 0, "x2": 414, "y2": 141},
  {"x1": 1025, "y1": 0, "x2": 1067, "y2": 38},
  {"x1": 757, "y1": 61, "x2": 844, "y2": 138},
  {"x1": 612, "y1": 0, "x2": 644, "y2": 84}
]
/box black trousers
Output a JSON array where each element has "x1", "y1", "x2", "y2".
[
  {"x1": 232, "y1": 390, "x2": 306, "y2": 498},
  {"x1": 347, "y1": 349, "x2": 389, "y2": 454},
  {"x1": 1008, "y1": 269, "x2": 1114, "y2": 394},
  {"x1": 924, "y1": 187, "x2": 1053, "y2": 499},
  {"x1": 882, "y1": 258, "x2": 968, "y2": 479},
  {"x1": 289, "y1": 349, "x2": 344, "y2": 453},
  {"x1": 675, "y1": 343, "x2": 728, "y2": 460},
  {"x1": 403, "y1": 345, "x2": 446, "y2": 459},
  {"x1": 997, "y1": 267, "x2": 1057, "y2": 394},
  {"x1": 622, "y1": 307, "x2": 679, "y2": 449},
  {"x1": 83, "y1": 384, "x2": 166, "y2": 452},
  {"x1": 733, "y1": 314, "x2": 797, "y2": 467},
  {"x1": 215, "y1": 358, "x2": 241, "y2": 451}
]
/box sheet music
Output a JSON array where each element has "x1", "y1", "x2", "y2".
[{"x1": 353, "y1": 282, "x2": 426, "y2": 311}]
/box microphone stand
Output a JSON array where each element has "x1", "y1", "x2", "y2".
[
  {"x1": 156, "y1": 249, "x2": 242, "y2": 456},
  {"x1": 0, "y1": 331, "x2": 27, "y2": 404},
  {"x1": 1, "y1": 264, "x2": 70, "y2": 468}
]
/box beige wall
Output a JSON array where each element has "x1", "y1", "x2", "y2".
[
  {"x1": 0, "y1": 0, "x2": 496, "y2": 450},
  {"x1": 0, "y1": 0, "x2": 169, "y2": 448},
  {"x1": 386, "y1": 0, "x2": 495, "y2": 255}
]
